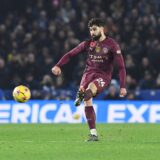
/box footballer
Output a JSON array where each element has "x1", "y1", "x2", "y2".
[{"x1": 52, "y1": 18, "x2": 127, "y2": 141}]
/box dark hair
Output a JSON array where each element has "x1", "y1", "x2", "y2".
[{"x1": 88, "y1": 18, "x2": 105, "y2": 28}]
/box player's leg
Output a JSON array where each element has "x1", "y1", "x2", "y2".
[
  {"x1": 74, "y1": 72, "x2": 92, "y2": 106},
  {"x1": 84, "y1": 76, "x2": 110, "y2": 141},
  {"x1": 84, "y1": 82, "x2": 98, "y2": 141}
]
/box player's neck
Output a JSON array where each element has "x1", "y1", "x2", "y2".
[{"x1": 98, "y1": 34, "x2": 106, "y2": 42}]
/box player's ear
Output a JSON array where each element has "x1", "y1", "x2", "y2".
[
  {"x1": 103, "y1": 26, "x2": 108, "y2": 34},
  {"x1": 100, "y1": 26, "x2": 105, "y2": 32}
]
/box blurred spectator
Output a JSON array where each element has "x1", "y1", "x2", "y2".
[
  {"x1": 41, "y1": 74, "x2": 56, "y2": 100},
  {"x1": 0, "y1": 89, "x2": 5, "y2": 100},
  {"x1": 140, "y1": 57, "x2": 156, "y2": 79},
  {"x1": 139, "y1": 71, "x2": 155, "y2": 89},
  {"x1": 155, "y1": 73, "x2": 160, "y2": 89},
  {"x1": 56, "y1": 90, "x2": 72, "y2": 100},
  {"x1": 103, "y1": 85, "x2": 120, "y2": 100},
  {"x1": 126, "y1": 75, "x2": 137, "y2": 90},
  {"x1": 126, "y1": 91, "x2": 136, "y2": 100},
  {"x1": 0, "y1": 58, "x2": 9, "y2": 89},
  {"x1": 125, "y1": 55, "x2": 139, "y2": 80}
]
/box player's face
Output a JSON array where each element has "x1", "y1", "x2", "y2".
[{"x1": 89, "y1": 25, "x2": 103, "y2": 41}]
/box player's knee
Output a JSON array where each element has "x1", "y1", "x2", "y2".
[{"x1": 84, "y1": 89, "x2": 93, "y2": 101}]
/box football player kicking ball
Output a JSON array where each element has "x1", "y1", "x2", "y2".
[{"x1": 52, "y1": 18, "x2": 127, "y2": 141}]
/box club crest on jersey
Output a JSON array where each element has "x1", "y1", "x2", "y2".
[
  {"x1": 95, "y1": 46, "x2": 101, "y2": 52},
  {"x1": 103, "y1": 47, "x2": 108, "y2": 54}
]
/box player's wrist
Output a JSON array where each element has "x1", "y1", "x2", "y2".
[{"x1": 55, "y1": 65, "x2": 61, "y2": 69}]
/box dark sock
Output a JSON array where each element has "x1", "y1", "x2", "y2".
[
  {"x1": 84, "y1": 89, "x2": 93, "y2": 101},
  {"x1": 85, "y1": 106, "x2": 96, "y2": 129}
]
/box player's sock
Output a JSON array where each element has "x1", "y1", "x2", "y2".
[
  {"x1": 84, "y1": 89, "x2": 93, "y2": 101},
  {"x1": 85, "y1": 106, "x2": 96, "y2": 130},
  {"x1": 74, "y1": 90, "x2": 84, "y2": 106},
  {"x1": 90, "y1": 128, "x2": 97, "y2": 136}
]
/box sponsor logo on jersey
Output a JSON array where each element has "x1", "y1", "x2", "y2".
[{"x1": 95, "y1": 46, "x2": 101, "y2": 52}]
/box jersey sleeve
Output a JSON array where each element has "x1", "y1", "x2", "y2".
[
  {"x1": 111, "y1": 40, "x2": 126, "y2": 88},
  {"x1": 56, "y1": 41, "x2": 87, "y2": 67}
]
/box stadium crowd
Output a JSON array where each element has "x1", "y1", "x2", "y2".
[{"x1": 0, "y1": 0, "x2": 160, "y2": 100}]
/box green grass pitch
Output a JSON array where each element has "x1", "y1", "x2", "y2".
[{"x1": 0, "y1": 124, "x2": 160, "y2": 160}]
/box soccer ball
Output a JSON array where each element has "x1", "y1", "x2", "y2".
[
  {"x1": 13, "y1": 85, "x2": 31, "y2": 102},
  {"x1": 73, "y1": 112, "x2": 81, "y2": 120}
]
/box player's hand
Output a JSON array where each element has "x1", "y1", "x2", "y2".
[
  {"x1": 119, "y1": 88, "x2": 127, "y2": 97},
  {"x1": 51, "y1": 66, "x2": 61, "y2": 76},
  {"x1": 79, "y1": 86, "x2": 85, "y2": 92}
]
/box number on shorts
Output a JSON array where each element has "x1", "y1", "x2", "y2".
[{"x1": 96, "y1": 78, "x2": 105, "y2": 87}]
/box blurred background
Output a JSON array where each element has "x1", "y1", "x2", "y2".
[{"x1": 0, "y1": 0, "x2": 160, "y2": 101}]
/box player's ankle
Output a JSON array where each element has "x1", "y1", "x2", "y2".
[{"x1": 90, "y1": 128, "x2": 97, "y2": 136}]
